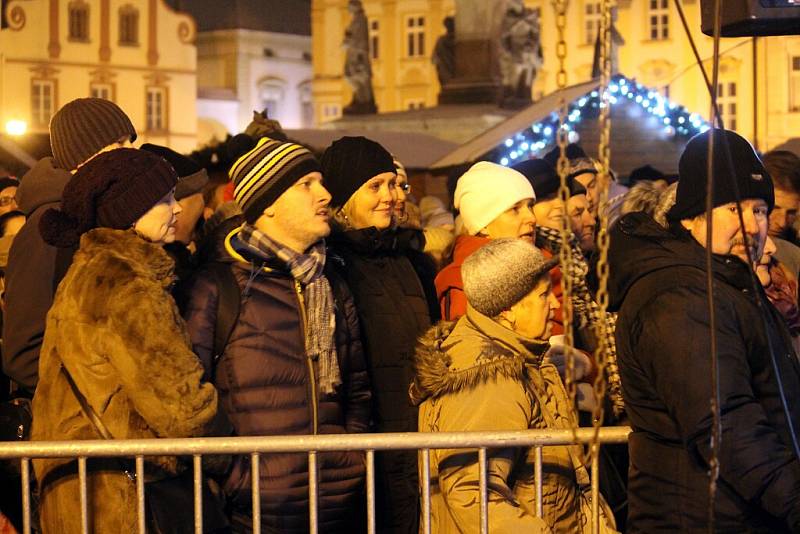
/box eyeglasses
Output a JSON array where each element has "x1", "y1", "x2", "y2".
[{"x1": 0, "y1": 197, "x2": 15, "y2": 207}]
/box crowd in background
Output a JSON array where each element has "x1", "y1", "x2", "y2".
[{"x1": 0, "y1": 97, "x2": 799, "y2": 533}]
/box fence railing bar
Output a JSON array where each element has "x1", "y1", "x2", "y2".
[
  {"x1": 194, "y1": 454, "x2": 203, "y2": 534},
  {"x1": 309, "y1": 451, "x2": 318, "y2": 534},
  {"x1": 136, "y1": 455, "x2": 145, "y2": 534},
  {"x1": 366, "y1": 450, "x2": 375, "y2": 534},
  {"x1": 422, "y1": 448, "x2": 431, "y2": 534},
  {"x1": 478, "y1": 447, "x2": 488, "y2": 534},
  {"x1": 0, "y1": 428, "x2": 631, "y2": 459},
  {"x1": 591, "y1": 443, "x2": 600, "y2": 534},
  {"x1": 534, "y1": 446, "x2": 543, "y2": 518},
  {"x1": 78, "y1": 456, "x2": 88, "y2": 534},
  {"x1": 20, "y1": 457, "x2": 30, "y2": 534},
  {"x1": 251, "y1": 452, "x2": 261, "y2": 534}
]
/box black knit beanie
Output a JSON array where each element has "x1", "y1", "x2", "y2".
[
  {"x1": 49, "y1": 98, "x2": 137, "y2": 171},
  {"x1": 39, "y1": 148, "x2": 177, "y2": 247},
  {"x1": 140, "y1": 143, "x2": 208, "y2": 200},
  {"x1": 668, "y1": 129, "x2": 774, "y2": 222},
  {"x1": 320, "y1": 136, "x2": 396, "y2": 209},
  {"x1": 512, "y1": 158, "x2": 586, "y2": 199}
]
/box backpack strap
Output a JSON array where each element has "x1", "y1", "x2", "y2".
[{"x1": 207, "y1": 262, "x2": 241, "y2": 375}]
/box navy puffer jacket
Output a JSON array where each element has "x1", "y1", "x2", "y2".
[{"x1": 182, "y1": 226, "x2": 371, "y2": 533}]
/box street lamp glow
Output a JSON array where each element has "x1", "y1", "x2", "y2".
[{"x1": 5, "y1": 120, "x2": 27, "y2": 136}]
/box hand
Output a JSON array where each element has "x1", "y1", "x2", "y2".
[{"x1": 544, "y1": 345, "x2": 593, "y2": 382}]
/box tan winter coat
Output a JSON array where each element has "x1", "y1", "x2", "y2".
[
  {"x1": 31, "y1": 229, "x2": 219, "y2": 534},
  {"x1": 410, "y1": 305, "x2": 586, "y2": 533}
]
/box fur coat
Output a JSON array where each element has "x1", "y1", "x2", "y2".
[{"x1": 31, "y1": 228, "x2": 219, "y2": 534}]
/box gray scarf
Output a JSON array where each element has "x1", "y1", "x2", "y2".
[{"x1": 239, "y1": 225, "x2": 341, "y2": 395}]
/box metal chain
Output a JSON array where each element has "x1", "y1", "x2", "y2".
[
  {"x1": 551, "y1": 0, "x2": 577, "y2": 415},
  {"x1": 588, "y1": 0, "x2": 614, "y2": 468}
]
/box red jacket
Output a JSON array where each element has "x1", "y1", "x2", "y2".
[{"x1": 434, "y1": 235, "x2": 490, "y2": 321}]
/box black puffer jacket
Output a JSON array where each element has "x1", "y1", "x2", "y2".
[
  {"x1": 609, "y1": 212, "x2": 800, "y2": 533},
  {"x1": 327, "y1": 226, "x2": 433, "y2": 534},
  {"x1": 182, "y1": 226, "x2": 371, "y2": 533}
]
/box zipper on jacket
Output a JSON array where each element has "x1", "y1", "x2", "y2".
[{"x1": 294, "y1": 280, "x2": 319, "y2": 435}]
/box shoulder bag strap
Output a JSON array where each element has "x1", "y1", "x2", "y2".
[{"x1": 60, "y1": 365, "x2": 114, "y2": 440}]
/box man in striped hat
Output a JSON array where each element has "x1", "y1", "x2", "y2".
[
  {"x1": 182, "y1": 136, "x2": 371, "y2": 533},
  {"x1": 3, "y1": 97, "x2": 136, "y2": 392}
]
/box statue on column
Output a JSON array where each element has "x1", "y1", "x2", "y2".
[
  {"x1": 497, "y1": 0, "x2": 542, "y2": 109},
  {"x1": 342, "y1": 0, "x2": 377, "y2": 114},
  {"x1": 591, "y1": 6, "x2": 625, "y2": 78},
  {"x1": 432, "y1": 16, "x2": 456, "y2": 88}
]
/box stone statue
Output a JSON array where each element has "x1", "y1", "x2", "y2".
[
  {"x1": 497, "y1": 0, "x2": 542, "y2": 109},
  {"x1": 591, "y1": 6, "x2": 625, "y2": 78},
  {"x1": 432, "y1": 16, "x2": 456, "y2": 87},
  {"x1": 343, "y1": 0, "x2": 377, "y2": 114}
]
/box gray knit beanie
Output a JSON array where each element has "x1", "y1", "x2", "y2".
[{"x1": 462, "y1": 238, "x2": 557, "y2": 317}]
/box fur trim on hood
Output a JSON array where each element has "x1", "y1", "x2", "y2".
[{"x1": 410, "y1": 320, "x2": 526, "y2": 406}]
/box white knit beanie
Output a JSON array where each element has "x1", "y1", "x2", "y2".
[{"x1": 454, "y1": 162, "x2": 535, "y2": 235}]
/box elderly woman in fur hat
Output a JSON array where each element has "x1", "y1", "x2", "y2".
[
  {"x1": 31, "y1": 148, "x2": 222, "y2": 534},
  {"x1": 411, "y1": 238, "x2": 618, "y2": 534}
]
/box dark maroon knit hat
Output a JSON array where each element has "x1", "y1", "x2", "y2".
[
  {"x1": 49, "y1": 98, "x2": 137, "y2": 171},
  {"x1": 39, "y1": 148, "x2": 177, "y2": 247}
]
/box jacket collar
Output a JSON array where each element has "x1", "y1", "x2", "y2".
[{"x1": 79, "y1": 228, "x2": 175, "y2": 288}]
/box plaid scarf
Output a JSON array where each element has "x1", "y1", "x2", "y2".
[
  {"x1": 239, "y1": 224, "x2": 341, "y2": 395},
  {"x1": 535, "y1": 225, "x2": 625, "y2": 417}
]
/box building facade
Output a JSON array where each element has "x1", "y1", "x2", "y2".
[
  {"x1": 173, "y1": 0, "x2": 313, "y2": 145},
  {"x1": 0, "y1": 0, "x2": 199, "y2": 153},
  {"x1": 312, "y1": 0, "x2": 800, "y2": 150}
]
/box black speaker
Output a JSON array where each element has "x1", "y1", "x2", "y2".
[{"x1": 700, "y1": 0, "x2": 800, "y2": 36}]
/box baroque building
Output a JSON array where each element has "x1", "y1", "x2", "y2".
[
  {"x1": 170, "y1": 0, "x2": 313, "y2": 144},
  {"x1": 0, "y1": 0, "x2": 199, "y2": 153},
  {"x1": 312, "y1": 0, "x2": 800, "y2": 150}
]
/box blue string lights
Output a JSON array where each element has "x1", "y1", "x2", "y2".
[{"x1": 495, "y1": 74, "x2": 711, "y2": 166}]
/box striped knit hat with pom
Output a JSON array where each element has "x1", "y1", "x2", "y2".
[
  {"x1": 229, "y1": 137, "x2": 321, "y2": 223},
  {"x1": 49, "y1": 98, "x2": 137, "y2": 171}
]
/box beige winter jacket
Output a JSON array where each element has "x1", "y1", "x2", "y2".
[
  {"x1": 411, "y1": 304, "x2": 585, "y2": 533},
  {"x1": 31, "y1": 229, "x2": 219, "y2": 534}
]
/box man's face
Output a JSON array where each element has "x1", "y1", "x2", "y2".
[
  {"x1": 255, "y1": 171, "x2": 332, "y2": 253},
  {"x1": 567, "y1": 194, "x2": 596, "y2": 253},
  {"x1": 573, "y1": 171, "x2": 598, "y2": 215},
  {"x1": 0, "y1": 186, "x2": 18, "y2": 215},
  {"x1": 768, "y1": 187, "x2": 800, "y2": 238},
  {"x1": 683, "y1": 198, "x2": 769, "y2": 265}
]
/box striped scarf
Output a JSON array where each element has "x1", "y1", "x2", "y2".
[
  {"x1": 535, "y1": 225, "x2": 625, "y2": 417},
  {"x1": 239, "y1": 224, "x2": 341, "y2": 395}
]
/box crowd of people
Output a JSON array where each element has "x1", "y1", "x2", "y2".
[{"x1": 1, "y1": 96, "x2": 800, "y2": 533}]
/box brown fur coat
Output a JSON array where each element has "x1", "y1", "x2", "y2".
[{"x1": 31, "y1": 228, "x2": 218, "y2": 534}]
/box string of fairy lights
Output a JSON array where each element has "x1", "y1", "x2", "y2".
[{"x1": 495, "y1": 74, "x2": 711, "y2": 166}]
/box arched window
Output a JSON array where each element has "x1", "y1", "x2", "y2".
[
  {"x1": 257, "y1": 78, "x2": 286, "y2": 119},
  {"x1": 299, "y1": 81, "x2": 313, "y2": 127},
  {"x1": 119, "y1": 5, "x2": 139, "y2": 46},
  {"x1": 68, "y1": 1, "x2": 90, "y2": 42}
]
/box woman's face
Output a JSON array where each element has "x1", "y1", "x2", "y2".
[
  {"x1": 481, "y1": 198, "x2": 537, "y2": 243},
  {"x1": 133, "y1": 190, "x2": 181, "y2": 244},
  {"x1": 347, "y1": 171, "x2": 397, "y2": 230},
  {"x1": 757, "y1": 235, "x2": 777, "y2": 287},
  {"x1": 507, "y1": 276, "x2": 560, "y2": 341},
  {"x1": 393, "y1": 174, "x2": 410, "y2": 223},
  {"x1": 532, "y1": 197, "x2": 564, "y2": 231}
]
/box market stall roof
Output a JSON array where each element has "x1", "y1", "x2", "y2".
[
  {"x1": 431, "y1": 79, "x2": 598, "y2": 169},
  {"x1": 284, "y1": 129, "x2": 458, "y2": 170}
]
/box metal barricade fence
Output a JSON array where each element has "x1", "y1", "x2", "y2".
[{"x1": 0, "y1": 426, "x2": 630, "y2": 534}]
